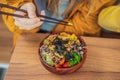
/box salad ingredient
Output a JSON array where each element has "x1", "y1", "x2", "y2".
[
  {"x1": 43, "y1": 54, "x2": 54, "y2": 66},
  {"x1": 63, "y1": 62, "x2": 70, "y2": 68}
]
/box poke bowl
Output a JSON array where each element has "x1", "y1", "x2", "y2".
[{"x1": 39, "y1": 32, "x2": 87, "y2": 74}]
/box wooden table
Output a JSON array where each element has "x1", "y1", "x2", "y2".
[{"x1": 5, "y1": 33, "x2": 120, "y2": 80}]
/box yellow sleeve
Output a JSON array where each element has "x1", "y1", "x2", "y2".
[
  {"x1": 0, "y1": 0, "x2": 41, "y2": 45},
  {"x1": 98, "y1": 5, "x2": 120, "y2": 33},
  {"x1": 0, "y1": 0, "x2": 40, "y2": 34},
  {"x1": 53, "y1": 0, "x2": 117, "y2": 36}
]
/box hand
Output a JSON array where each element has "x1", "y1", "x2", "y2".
[{"x1": 14, "y1": 2, "x2": 45, "y2": 30}]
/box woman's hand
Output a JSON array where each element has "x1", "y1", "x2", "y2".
[{"x1": 14, "y1": 2, "x2": 45, "y2": 30}]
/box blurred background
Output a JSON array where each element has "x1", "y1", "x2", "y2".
[
  {"x1": 0, "y1": 15, "x2": 13, "y2": 63},
  {"x1": 0, "y1": 15, "x2": 13, "y2": 80}
]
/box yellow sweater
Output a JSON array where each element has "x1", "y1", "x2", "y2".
[{"x1": 0, "y1": 0, "x2": 117, "y2": 45}]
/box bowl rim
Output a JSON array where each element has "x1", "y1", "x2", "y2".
[{"x1": 38, "y1": 32, "x2": 87, "y2": 70}]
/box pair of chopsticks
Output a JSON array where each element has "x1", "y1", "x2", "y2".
[{"x1": 0, "y1": 3, "x2": 73, "y2": 26}]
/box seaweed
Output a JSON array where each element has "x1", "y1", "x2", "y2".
[
  {"x1": 53, "y1": 37, "x2": 68, "y2": 55},
  {"x1": 65, "y1": 52, "x2": 74, "y2": 61}
]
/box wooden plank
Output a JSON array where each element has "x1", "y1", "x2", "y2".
[{"x1": 0, "y1": 15, "x2": 13, "y2": 63}]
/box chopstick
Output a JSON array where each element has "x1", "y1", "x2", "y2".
[
  {"x1": 0, "y1": 11, "x2": 28, "y2": 18},
  {"x1": 0, "y1": 11, "x2": 69, "y2": 25},
  {"x1": 0, "y1": 3, "x2": 73, "y2": 26},
  {"x1": 0, "y1": 3, "x2": 27, "y2": 13}
]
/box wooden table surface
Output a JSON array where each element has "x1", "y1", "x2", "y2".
[{"x1": 5, "y1": 33, "x2": 120, "y2": 80}]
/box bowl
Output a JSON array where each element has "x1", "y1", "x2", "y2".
[{"x1": 39, "y1": 32, "x2": 87, "y2": 74}]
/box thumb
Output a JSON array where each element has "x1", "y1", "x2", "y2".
[
  {"x1": 40, "y1": 10, "x2": 45, "y2": 20},
  {"x1": 26, "y1": 3, "x2": 37, "y2": 18}
]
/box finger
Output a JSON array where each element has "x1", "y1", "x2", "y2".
[
  {"x1": 27, "y1": 21, "x2": 42, "y2": 30},
  {"x1": 13, "y1": 11, "x2": 26, "y2": 20},
  {"x1": 15, "y1": 20, "x2": 43, "y2": 30},
  {"x1": 14, "y1": 19, "x2": 24, "y2": 29},
  {"x1": 40, "y1": 10, "x2": 45, "y2": 20},
  {"x1": 15, "y1": 19, "x2": 42, "y2": 30},
  {"x1": 15, "y1": 19, "x2": 30, "y2": 30},
  {"x1": 26, "y1": 3, "x2": 37, "y2": 18},
  {"x1": 17, "y1": 18, "x2": 40, "y2": 25}
]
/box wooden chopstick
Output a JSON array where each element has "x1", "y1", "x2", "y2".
[
  {"x1": 40, "y1": 19, "x2": 68, "y2": 25},
  {"x1": 0, "y1": 11, "x2": 68, "y2": 26},
  {"x1": 0, "y1": 3, "x2": 72, "y2": 26},
  {"x1": 0, "y1": 11, "x2": 28, "y2": 18},
  {"x1": 0, "y1": 3, "x2": 27, "y2": 13},
  {"x1": 37, "y1": 14, "x2": 68, "y2": 23}
]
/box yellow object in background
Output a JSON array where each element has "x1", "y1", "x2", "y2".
[{"x1": 98, "y1": 5, "x2": 120, "y2": 33}]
